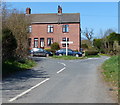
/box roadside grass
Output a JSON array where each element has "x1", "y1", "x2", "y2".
[
  {"x1": 2, "y1": 59, "x2": 36, "y2": 78},
  {"x1": 99, "y1": 53, "x2": 111, "y2": 56},
  {"x1": 85, "y1": 55, "x2": 100, "y2": 58},
  {"x1": 52, "y1": 55, "x2": 84, "y2": 60},
  {"x1": 102, "y1": 55, "x2": 119, "y2": 89},
  {"x1": 52, "y1": 54, "x2": 100, "y2": 60}
]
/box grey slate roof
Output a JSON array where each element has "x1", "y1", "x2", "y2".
[{"x1": 28, "y1": 13, "x2": 80, "y2": 24}]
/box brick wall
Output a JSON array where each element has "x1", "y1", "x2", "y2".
[{"x1": 29, "y1": 23, "x2": 80, "y2": 51}]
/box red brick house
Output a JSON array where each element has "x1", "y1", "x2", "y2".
[{"x1": 27, "y1": 6, "x2": 81, "y2": 51}]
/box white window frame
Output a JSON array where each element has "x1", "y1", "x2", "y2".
[
  {"x1": 48, "y1": 25, "x2": 53, "y2": 33},
  {"x1": 62, "y1": 25, "x2": 69, "y2": 33}
]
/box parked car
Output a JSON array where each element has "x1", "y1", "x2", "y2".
[
  {"x1": 55, "y1": 49, "x2": 82, "y2": 57},
  {"x1": 29, "y1": 48, "x2": 53, "y2": 57}
]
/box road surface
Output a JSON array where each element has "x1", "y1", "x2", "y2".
[{"x1": 2, "y1": 56, "x2": 117, "y2": 103}]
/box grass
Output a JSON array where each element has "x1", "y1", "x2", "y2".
[
  {"x1": 52, "y1": 55, "x2": 84, "y2": 60},
  {"x1": 85, "y1": 55, "x2": 100, "y2": 58},
  {"x1": 102, "y1": 55, "x2": 119, "y2": 87},
  {"x1": 99, "y1": 53, "x2": 111, "y2": 56},
  {"x1": 2, "y1": 59, "x2": 36, "y2": 78},
  {"x1": 52, "y1": 54, "x2": 100, "y2": 60}
]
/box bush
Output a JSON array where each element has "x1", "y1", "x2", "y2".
[
  {"x1": 85, "y1": 50, "x2": 99, "y2": 56},
  {"x1": 81, "y1": 44, "x2": 88, "y2": 49},
  {"x1": 2, "y1": 28, "x2": 17, "y2": 61},
  {"x1": 44, "y1": 48, "x2": 52, "y2": 52},
  {"x1": 51, "y1": 42, "x2": 60, "y2": 51}
]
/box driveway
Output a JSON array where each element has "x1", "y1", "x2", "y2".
[{"x1": 2, "y1": 56, "x2": 117, "y2": 103}]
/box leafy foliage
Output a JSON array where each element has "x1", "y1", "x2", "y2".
[
  {"x1": 51, "y1": 42, "x2": 60, "y2": 51},
  {"x1": 93, "y1": 32, "x2": 120, "y2": 55},
  {"x1": 85, "y1": 50, "x2": 99, "y2": 56},
  {"x1": 2, "y1": 28, "x2": 17, "y2": 61},
  {"x1": 81, "y1": 44, "x2": 88, "y2": 49},
  {"x1": 2, "y1": 4, "x2": 31, "y2": 61}
]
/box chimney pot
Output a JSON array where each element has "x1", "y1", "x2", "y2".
[
  {"x1": 58, "y1": 5, "x2": 62, "y2": 14},
  {"x1": 26, "y1": 8, "x2": 31, "y2": 14}
]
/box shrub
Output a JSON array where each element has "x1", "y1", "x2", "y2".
[
  {"x1": 2, "y1": 28, "x2": 17, "y2": 61},
  {"x1": 81, "y1": 44, "x2": 88, "y2": 49},
  {"x1": 51, "y1": 42, "x2": 60, "y2": 51},
  {"x1": 85, "y1": 50, "x2": 99, "y2": 56},
  {"x1": 44, "y1": 48, "x2": 52, "y2": 52}
]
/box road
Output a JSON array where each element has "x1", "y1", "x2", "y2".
[{"x1": 2, "y1": 56, "x2": 117, "y2": 103}]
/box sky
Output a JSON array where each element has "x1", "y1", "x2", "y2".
[{"x1": 7, "y1": 2, "x2": 118, "y2": 39}]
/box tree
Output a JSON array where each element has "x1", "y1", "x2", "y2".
[
  {"x1": 93, "y1": 30, "x2": 120, "y2": 55},
  {"x1": 107, "y1": 32, "x2": 120, "y2": 55},
  {"x1": 2, "y1": 2, "x2": 31, "y2": 60},
  {"x1": 102, "y1": 29, "x2": 115, "y2": 54},
  {"x1": 82, "y1": 28, "x2": 94, "y2": 47},
  {"x1": 5, "y1": 10, "x2": 31, "y2": 59},
  {"x1": 93, "y1": 38, "x2": 104, "y2": 53}
]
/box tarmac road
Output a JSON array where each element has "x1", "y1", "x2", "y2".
[{"x1": 2, "y1": 56, "x2": 117, "y2": 103}]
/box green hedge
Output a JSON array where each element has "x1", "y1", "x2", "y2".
[{"x1": 85, "y1": 50, "x2": 99, "y2": 56}]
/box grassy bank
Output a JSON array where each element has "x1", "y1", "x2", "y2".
[
  {"x1": 2, "y1": 59, "x2": 36, "y2": 78},
  {"x1": 102, "y1": 55, "x2": 119, "y2": 87}
]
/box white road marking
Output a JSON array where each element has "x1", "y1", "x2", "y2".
[
  {"x1": 57, "y1": 62, "x2": 66, "y2": 73},
  {"x1": 8, "y1": 78, "x2": 50, "y2": 102},
  {"x1": 57, "y1": 67, "x2": 66, "y2": 74},
  {"x1": 58, "y1": 62, "x2": 66, "y2": 66},
  {"x1": 88, "y1": 58, "x2": 99, "y2": 60},
  {"x1": 60, "y1": 63, "x2": 66, "y2": 66}
]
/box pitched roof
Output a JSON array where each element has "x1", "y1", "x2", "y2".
[{"x1": 27, "y1": 13, "x2": 80, "y2": 24}]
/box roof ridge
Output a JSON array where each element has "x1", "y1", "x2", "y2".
[{"x1": 30, "y1": 13, "x2": 80, "y2": 15}]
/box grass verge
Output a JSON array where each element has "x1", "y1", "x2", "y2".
[
  {"x1": 85, "y1": 55, "x2": 100, "y2": 58},
  {"x1": 99, "y1": 53, "x2": 111, "y2": 56},
  {"x1": 52, "y1": 55, "x2": 84, "y2": 60},
  {"x1": 52, "y1": 55, "x2": 100, "y2": 60},
  {"x1": 2, "y1": 59, "x2": 36, "y2": 78},
  {"x1": 102, "y1": 55, "x2": 119, "y2": 86}
]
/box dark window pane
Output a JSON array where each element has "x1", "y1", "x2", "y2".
[{"x1": 47, "y1": 38, "x2": 53, "y2": 46}]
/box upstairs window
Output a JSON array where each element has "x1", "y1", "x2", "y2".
[
  {"x1": 29, "y1": 26, "x2": 32, "y2": 33},
  {"x1": 47, "y1": 38, "x2": 53, "y2": 46},
  {"x1": 48, "y1": 25, "x2": 53, "y2": 33},
  {"x1": 62, "y1": 25, "x2": 69, "y2": 33}
]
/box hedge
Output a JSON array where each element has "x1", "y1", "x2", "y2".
[{"x1": 85, "y1": 50, "x2": 99, "y2": 56}]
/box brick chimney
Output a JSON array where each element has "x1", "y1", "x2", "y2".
[
  {"x1": 58, "y1": 5, "x2": 62, "y2": 14},
  {"x1": 26, "y1": 8, "x2": 31, "y2": 14}
]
